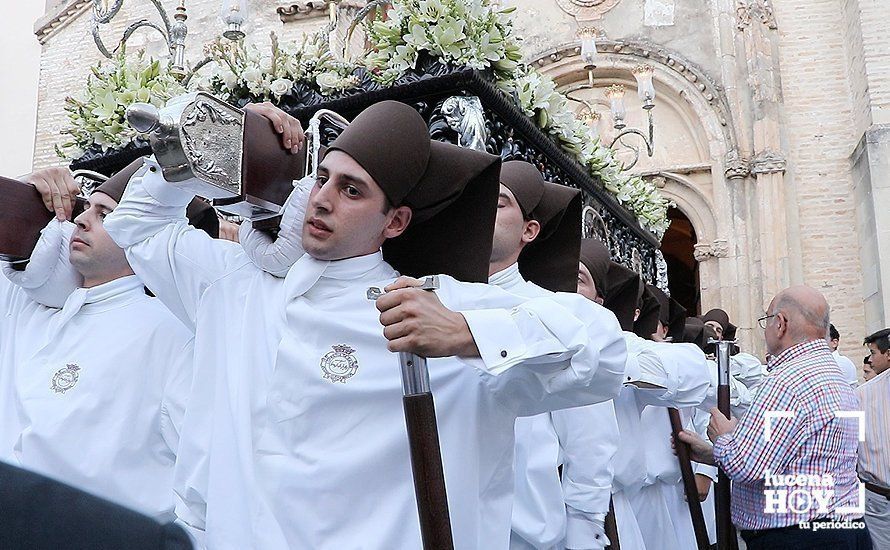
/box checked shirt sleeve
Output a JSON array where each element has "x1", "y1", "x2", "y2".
[{"x1": 713, "y1": 377, "x2": 806, "y2": 483}]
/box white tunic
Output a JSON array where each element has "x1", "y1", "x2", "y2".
[
  {"x1": 488, "y1": 265, "x2": 621, "y2": 550},
  {"x1": 611, "y1": 334, "x2": 711, "y2": 550},
  {"x1": 104, "y1": 165, "x2": 628, "y2": 550},
  {"x1": 637, "y1": 353, "x2": 758, "y2": 550},
  {"x1": 0, "y1": 273, "x2": 193, "y2": 518},
  {"x1": 832, "y1": 350, "x2": 859, "y2": 387}
]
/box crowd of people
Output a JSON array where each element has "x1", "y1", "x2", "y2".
[{"x1": 0, "y1": 101, "x2": 887, "y2": 550}]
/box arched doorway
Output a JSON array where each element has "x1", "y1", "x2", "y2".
[{"x1": 660, "y1": 207, "x2": 699, "y2": 315}]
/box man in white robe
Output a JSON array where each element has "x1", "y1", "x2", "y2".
[
  {"x1": 103, "y1": 101, "x2": 628, "y2": 549},
  {"x1": 577, "y1": 239, "x2": 714, "y2": 550},
  {"x1": 487, "y1": 161, "x2": 622, "y2": 550},
  {"x1": 0, "y1": 166, "x2": 194, "y2": 519}
]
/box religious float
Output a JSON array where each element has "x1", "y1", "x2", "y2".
[{"x1": 61, "y1": 0, "x2": 671, "y2": 284}]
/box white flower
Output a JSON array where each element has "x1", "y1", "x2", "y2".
[
  {"x1": 221, "y1": 69, "x2": 239, "y2": 90},
  {"x1": 269, "y1": 77, "x2": 293, "y2": 98},
  {"x1": 242, "y1": 66, "x2": 263, "y2": 85}
]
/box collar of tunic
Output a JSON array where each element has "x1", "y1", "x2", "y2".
[{"x1": 488, "y1": 263, "x2": 522, "y2": 290}]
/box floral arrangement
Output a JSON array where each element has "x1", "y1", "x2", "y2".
[
  {"x1": 191, "y1": 30, "x2": 359, "y2": 102},
  {"x1": 364, "y1": 0, "x2": 523, "y2": 84},
  {"x1": 58, "y1": 0, "x2": 670, "y2": 236},
  {"x1": 56, "y1": 49, "x2": 184, "y2": 159},
  {"x1": 362, "y1": 0, "x2": 671, "y2": 237}
]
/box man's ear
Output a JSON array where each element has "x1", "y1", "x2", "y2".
[
  {"x1": 382, "y1": 206, "x2": 412, "y2": 239},
  {"x1": 521, "y1": 219, "x2": 541, "y2": 245}
]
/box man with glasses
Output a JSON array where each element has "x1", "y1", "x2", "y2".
[{"x1": 679, "y1": 285, "x2": 871, "y2": 549}]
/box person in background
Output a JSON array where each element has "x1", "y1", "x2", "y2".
[
  {"x1": 829, "y1": 323, "x2": 860, "y2": 386},
  {"x1": 679, "y1": 286, "x2": 870, "y2": 549},
  {"x1": 858, "y1": 328, "x2": 890, "y2": 548}
]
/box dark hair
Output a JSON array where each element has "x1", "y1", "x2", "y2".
[
  {"x1": 864, "y1": 355, "x2": 871, "y2": 365},
  {"x1": 864, "y1": 328, "x2": 890, "y2": 353},
  {"x1": 829, "y1": 324, "x2": 840, "y2": 341}
]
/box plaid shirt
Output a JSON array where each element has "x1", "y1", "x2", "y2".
[{"x1": 713, "y1": 339, "x2": 861, "y2": 530}]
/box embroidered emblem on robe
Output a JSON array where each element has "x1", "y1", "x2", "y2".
[
  {"x1": 320, "y1": 344, "x2": 359, "y2": 383},
  {"x1": 51, "y1": 364, "x2": 81, "y2": 394}
]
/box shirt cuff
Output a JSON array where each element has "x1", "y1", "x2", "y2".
[
  {"x1": 712, "y1": 433, "x2": 733, "y2": 469},
  {"x1": 460, "y1": 308, "x2": 526, "y2": 375},
  {"x1": 141, "y1": 157, "x2": 197, "y2": 207},
  {"x1": 565, "y1": 508, "x2": 608, "y2": 549}
]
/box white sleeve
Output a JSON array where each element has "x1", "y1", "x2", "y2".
[
  {"x1": 691, "y1": 409, "x2": 719, "y2": 481},
  {"x1": 695, "y1": 359, "x2": 755, "y2": 418},
  {"x1": 1, "y1": 220, "x2": 82, "y2": 308},
  {"x1": 627, "y1": 340, "x2": 711, "y2": 409},
  {"x1": 159, "y1": 338, "x2": 196, "y2": 457},
  {"x1": 104, "y1": 158, "x2": 253, "y2": 330},
  {"x1": 552, "y1": 400, "x2": 618, "y2": 546},
  {"x1": 730, "y1": 352, "x2": 766, "y2": 390},
  {"x1": 443, "y1": 280, "x2": 627, "y2": 416}
]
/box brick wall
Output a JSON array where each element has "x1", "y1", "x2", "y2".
[{"x1": 771, "y1": 0, "x2": 887, "y2": 362}]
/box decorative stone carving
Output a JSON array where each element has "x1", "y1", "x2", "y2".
[
  {"x1": 724, "y1": 148, "x2": 751, "y2": 179},
  {"x1": 750, "y1": 150, "x2": 786, "y2": 175},
  {"x1": 693, "y1": 239, "x2": 729, "y2": 262},
  {"x1": 555, "y1": 0, "x2": 623, "y2": 22},
  {"x1": 736, "y1": 0, "x2": 778, "y2": 31},
  {"x1": 530, "y1": 38, "x2": 739, "y2": 150},
  {"x1": 277, "y1": 1, "x2": 364, "y2": 23}
]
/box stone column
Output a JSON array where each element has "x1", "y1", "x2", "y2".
[{"x1": 736, "y1": 0, "x2": 794, "y2": 303}]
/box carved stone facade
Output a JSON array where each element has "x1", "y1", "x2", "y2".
[{"x1": 24, "y1": 0, "x2": 890, "y2": 368}]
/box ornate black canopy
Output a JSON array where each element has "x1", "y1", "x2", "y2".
[{"x1": 70, "y1": 57, "x2": 659, "y2": 282}]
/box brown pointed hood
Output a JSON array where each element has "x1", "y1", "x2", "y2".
[
  {"x1": 603, "y1": 261, "x2": 643, "y2": 332},
  {"x1": 578, "y1": 238, "x2": 611, "y2": 301},
  {"x1": 325, "y1": 101, "x2": 501, "y2": 283},
  {"x1": 634, "y1": 285, "x2": 662, "y2": 339},
  {"x1": 499, "y1": 161, "x2": 581, "y2": 292},
  {"x1": 95, "y1": 157, "x2": 219, "y2": 238}
]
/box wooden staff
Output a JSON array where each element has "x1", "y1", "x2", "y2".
[
  {"x1": 713, "y1": 340, "x2": 739, "y2": 550},
  {"x1": 604, "y1": 498, "x2": 620, "y2": 549},
  {"x1": 369, "y1": 277, "x2": 454, "y2": 550},
  {"x1": 668, "y1": 407, "x2": 711, "y2": 550}
]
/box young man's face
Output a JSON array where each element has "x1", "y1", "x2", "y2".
[
  {"x1": 863, "y1": 361, "x2": 876, "y2": 381},
  {"x1": 70, "y1": 192, "x2": 132, "y2": 285},
  {"x1": 829, "y1": 337, "x2": 840, "y2": 351},
  {"x1": 302, "y1": 150, "x2": 411, "y2": 261},
  {"x1": 866, "y1": 342, "x2": 890, "y2": 375},
  {"x1": 577, "y1": 262, "x2": 601, "y2": 304},
  {"x1": 489, "y1": 184, "x2": 539, "y2": 268},
  {"x1": 704, "y1": 320, "x2": 724, "y2": 340}
]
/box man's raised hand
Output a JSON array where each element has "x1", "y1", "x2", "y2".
[
  {"x1": 244, "y1": 101, "x2": 305, "y2": 154},
  {"x1": 22, "y1": 167, "x2": 81, "y2": 221}
]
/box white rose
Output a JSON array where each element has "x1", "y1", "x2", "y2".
[
  {"x1": 221, "y1": 70, "x2": 239, "y2": 89},
  {"x1": 242, "y1": 67, "x2": 262, "y2": 85},
  {"x1": 269, "y1": 78, "x2": 293, "y2": 98},
  {"x1": 260, "y1": 56, "x2": 274, "y2": 71},
  {"x1": 315, "y1": 72, "x2": 342, "y2": 93}
]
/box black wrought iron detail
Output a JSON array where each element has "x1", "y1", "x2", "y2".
[{"x1": 68, "y1": 62, "x2": 659, "y2": 260}]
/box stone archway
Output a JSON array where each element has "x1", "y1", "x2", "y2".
[{"x1": 531, "y1": 39, "x2": 764, "y2": 353}]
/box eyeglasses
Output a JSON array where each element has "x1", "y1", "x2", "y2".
[{"x1": 757, "y1": 314, "x2": 777, "y2": 329}]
